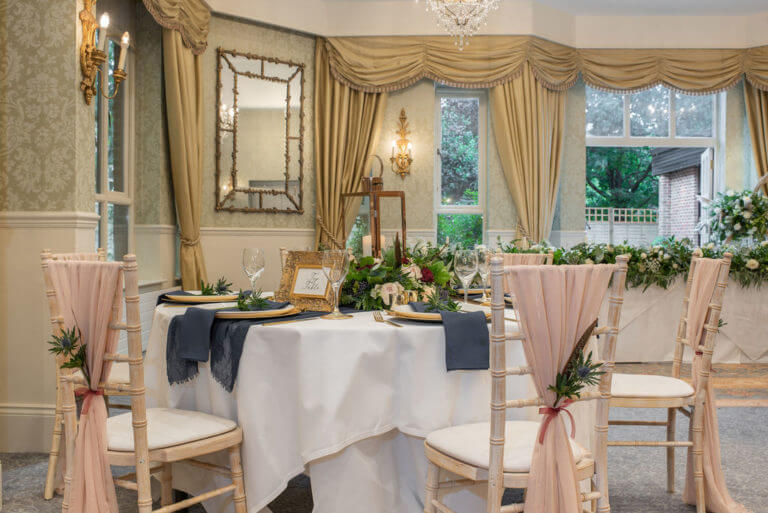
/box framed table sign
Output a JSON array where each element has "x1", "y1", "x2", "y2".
[{"x1": 275, "y1": 250, "x2": 334, "y2": 311}]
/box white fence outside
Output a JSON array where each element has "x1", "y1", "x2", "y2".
[{"x1": 586, "y1": 207, "x2": 659, "y2": 246}]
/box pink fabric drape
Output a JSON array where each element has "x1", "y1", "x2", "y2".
[
  {"x1": 682, "y1": 259, "x2": 749, "y2": 513},
  {"x1": 508, "y1": 264, "x2": 615, "y2": 513},
  {"x1": 54, "y1": 253, "x2": 101, "y2": 261},
  {"x1": 49, "y1": 261, "x2": 123, "y2": 513},
  {"x1": 501, "y1": 253, "x2": 548, "y2": 294}
]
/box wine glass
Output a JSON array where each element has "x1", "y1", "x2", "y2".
[
  {"x1": 322, "y1": 250, "x2": 352, "y2": 320},
  {"x1": 242, "y1": 248, "x2": 265, "y2": 294},
  {"x1": 475, "y1": 245, "x2": 491, "y2": 303},
  {"x1": 454, "y1": 249, "x2": 478, "y2": 305}
]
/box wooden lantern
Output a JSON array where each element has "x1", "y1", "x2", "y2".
[{"x1": 342, "y1": 155, "x2": 407, "y2": 258}]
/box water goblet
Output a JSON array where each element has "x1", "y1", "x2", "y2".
[
  {"x1": 454, "y1": 249, "x2": 479, "y2": 305},
  {"x1": 242, "y1": 248, "x2": 265, "y2": 294},
  {"x1": 475, "y1": 245, "x2": 491, "y2": 303},
  {"x1": 322, "y1": 250, "x2": 353, "y2": 319}
]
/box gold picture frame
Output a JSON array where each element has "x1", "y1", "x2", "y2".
[{"x1": 275, "y1": 250, "x2": 334, "y2": 312}]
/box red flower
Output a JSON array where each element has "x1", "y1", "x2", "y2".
[
  {"x1": 420, "y1": 267, "x2": 434, "y2": 283},
  {"x1": 401, "y1": 256, "x2": 410, "y2": 265}
]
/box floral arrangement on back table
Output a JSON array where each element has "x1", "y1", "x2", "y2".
[
  {"x1": 708, "y1": 189, "x2": 768, "y2": 243},
  {"x1": 340, "y1": 241, "x2": 454, "y2": 310}
]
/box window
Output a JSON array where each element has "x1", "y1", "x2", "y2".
[
  {"x1": 585, "y1": 85, "x2": 719, "y2": 245},
  {"x1": 95, "y1": 37, "x2": 134, "y2": 260},
  {"x1": 435, "y1": 90, "x2": 486, "y2": 248}
]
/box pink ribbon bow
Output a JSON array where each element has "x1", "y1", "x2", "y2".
[{"x1": 538, "y1": 398, "x2": 575, "y2": 444}]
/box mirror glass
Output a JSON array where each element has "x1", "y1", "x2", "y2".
[{"x1": 216, "y1": 50, "x2": 305, "y2": 213}]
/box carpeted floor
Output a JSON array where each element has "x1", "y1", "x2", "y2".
[{"x1": 3, "y1": 363, "x2": 766, "y2": 512}]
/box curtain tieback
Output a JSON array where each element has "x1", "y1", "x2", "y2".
[
  {"x1": 180, "y1": 236, "x2": 200, "y2": 247},
  {"x1": 315, "y1": 214, "x2": 344, "y2": 249},
  {"x1": 538, "y1": 398, "x2": 575, "y2": 444},
  {"x1": 76, "y1": 389, "x2": 105, "y2": 415}
]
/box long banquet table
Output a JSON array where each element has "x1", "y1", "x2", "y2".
[{"x1": 144, "y1": 302, "x2": 597, "y2": 513}]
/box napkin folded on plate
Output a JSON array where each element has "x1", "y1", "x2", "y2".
[{"x1": 408, "y1": 302, "x2": 490, "y2": 371}]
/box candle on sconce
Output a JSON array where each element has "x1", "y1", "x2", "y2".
[
  {"x1": 97, "y1": 13, "x2": 110, "y2": 51},
  {"x1": 407, "y1": 141, "x2": 412, "y2": 158},
  {"x1": 361, "y1": 234, "x2": 386, "y2": 257},
  {"x1": 391, "y1": 140, "x2": 396, "y2": 159},
  {"x1": 118, "y1": 31, "x2": 130, "y2": 70}
]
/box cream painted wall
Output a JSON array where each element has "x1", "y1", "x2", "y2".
[{"x1": 201, "y1": 15, "x2": 315, "y2": 229}]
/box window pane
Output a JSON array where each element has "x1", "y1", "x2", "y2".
[
  {"x1": 585, "y1": 147, "x2": 657, "y2": 208},
  {"x1": 107, "y1": 39, "x2": 125, "y2": 193},
  {"x1": 437, "y1": 213, "x2": 483, "y2": 248},
  {"x1": 440, "y1": 97, "x2": 479, "y2": 206},
  {"x1": 107, "y1": 203, "x2": 129, "y2": 261},
  {"x1": 585, "y1": 87, "x2": 624, "y2": 136},
  {"x1": 629, "y1": 85, "x2": 669, "y2": 137},
  {"x1": 675, "y1": 92, "x2": 713, "y2": 137}
]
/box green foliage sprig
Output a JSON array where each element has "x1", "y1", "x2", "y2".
[
  {"x1": 424, "y1": 288, "x2": 461, "y2": 313},
  {"x1": 48, "y1": 325, "x2": 90, "y2": 386},
  {"x1": 237, "y1": 289, "x2": 270, "y2": 311},
  {"x1": 548, "y1": 350, "x2": 604, "y2": 407},
  {"x1": 200, "y1": 276, "x2": 233, "y2": 296}
]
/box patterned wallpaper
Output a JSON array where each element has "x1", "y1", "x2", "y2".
[
  {"x1": 134, "y1": 5, "x2": 175, "y2": 226},
  {"x1": 200, "y1": 15, "x2": 316, "y2": 228},
  {"x1": 558, "y1": 82, "x2": 587, "y2": 232},
  {"x1": 0, "y1": 0, "x2": 94, "y2": 212}
]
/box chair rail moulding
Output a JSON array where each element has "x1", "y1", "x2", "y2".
[
  {"x1": 0, "y1": 211, "x2": 101, "y2": 229},
  {"x1": 321, "y1": 36, "x2": 768, "y2": 94}
]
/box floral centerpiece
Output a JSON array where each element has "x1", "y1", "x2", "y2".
[
  {"x1": 340, "y1": 241, "x2": 453, "y2": 310},
  {"x1": 709, "y1": 189, "x2": 768, "y2": 243}
]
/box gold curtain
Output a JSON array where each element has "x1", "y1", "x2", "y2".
[
  {"x1": 163, "y1": 29, "x2": 207, "y2": 288},
  {"x1": 323, "y1": 36, "x2": 768, "y2": 94},
  {"x1": 490, "y1": 64, "x2": 565, "y2": 242},
  {"x1": 745, "y1": 80, "x2": 768, "y2": 195},
  {"x1": 142, "y1": 0, "x2": 210, "y2": 54},
  {"x1": 314, "y1": 39, "x2": 387, "y2": 249}
]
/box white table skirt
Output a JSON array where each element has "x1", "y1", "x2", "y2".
[
  {"x1": 603, "y1": 279, "x2": 768, "y2": 363},
  {"x1": 144, "y1": 305, "x2": 597, "y2": 513}
]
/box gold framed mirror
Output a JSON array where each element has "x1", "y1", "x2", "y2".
[{"x1": 215, "y1": 48, "x2": 305, "y2": 214}]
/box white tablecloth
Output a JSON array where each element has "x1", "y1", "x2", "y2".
[
  {"x1": 144, "y1": 304, "x2": 597, "y2": 513},
  {"x1": 603, "y1": 279, "x2": 768, "y2": 363}
]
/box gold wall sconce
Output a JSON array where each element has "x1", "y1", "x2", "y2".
[
  {"x1": 79, "y1": 0, "x2": 130, "y2": 105},
  {"x1": 390, "y1": 108, "x2": 413, "y2": 179}
]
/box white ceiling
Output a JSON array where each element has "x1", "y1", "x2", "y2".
[{"x1": 208, "y1": 0, "x2": 768, "y2": 48}]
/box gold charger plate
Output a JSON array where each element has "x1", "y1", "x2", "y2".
[
  {"x1": 387, "y1": 304, "x2": 492, "y2": 323},
  {"x1": 214, "y1": 304, "x2": 299, "y2": 319},
  {"x1": 455, "y1": 288, "x2": 487, "y2": 295},
  {"x1": 165, "y1": 291, "x2": 240, "y2": 303}
]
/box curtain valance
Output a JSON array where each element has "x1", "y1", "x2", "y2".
[
  {"x1": 324, "y1": 36, "x2": 768, "y2": 94},
  {"x1": 142, "y1": 0, "x2": 210, "y2": 55}
]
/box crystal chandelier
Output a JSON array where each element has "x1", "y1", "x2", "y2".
[{"x1": 425, "y1": 0, "x2": 500, "y2": 50}]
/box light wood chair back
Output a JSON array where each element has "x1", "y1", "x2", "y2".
[
  {"x1": 486, "y1": 255, "x2": 628, "y2": 513},
  {"x1": 40, "y1": 248, "x2": 106, "y2": 500}
]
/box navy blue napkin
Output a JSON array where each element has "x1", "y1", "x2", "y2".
[
  {"x1": 177, "y1": 308, "x2": 216, "y2": 361},
  {"x1": 166, "y1": 306, "x2": 356, "y2": 392},
  {"x1": 156, "y1": 290, "x2": 246, "y2": 306},
  {"x1": 408, "y1": 302, "x2": 490, "y2": 371}
]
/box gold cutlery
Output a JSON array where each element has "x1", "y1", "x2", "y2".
[{"x1": 373, "y1": 310, "x2": 402, "y2": 328}]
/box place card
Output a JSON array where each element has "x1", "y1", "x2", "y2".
[{"x1": 275, "y1": 250, "x2": 334, "y2": 312}]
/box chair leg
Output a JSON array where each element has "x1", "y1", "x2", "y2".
[
  {"x1": 60, "y1": 380, "x2": 78, "y2": 513},
  {"x1": 666, "y1": 407, "x2": 676, "y2": 493},
  {"x1": 691, "y1": 405, "x2": 706, "y2": 513},
  {"x1": 424, "y1": 461, "x2": 439, "y2": 513},
  {"x1": 591, "y1": 477, "x2": 598, "y2": 513},
  {"x1": 160, "y1": 463, "x2": 173, "y2": 506},
  {"x1": 43, "y1": 388, "x2": 65, "y2": 500},
  {"x1": 228, "y1": 445, "x2": 247, "y2": 513}
]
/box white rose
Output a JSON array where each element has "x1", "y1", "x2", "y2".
[
  {"x1": 585, "y1": 258, "x2": 594, "y2": 265},
  {"x1": 673, "y1": 263, "x2": 679, "y2": 269},
  {"x1": 706, "y1": 243, "x2": 715, "y2": 250},
  {"x1": 663, "y1": 254, "x2": 671, "y2": 260},
  {"x1": 402, "y1": 264, "x2": 422, "y2": 281},
  {"x1": 727, "y1": 189, "x2": 736, "y2": 197},
  {"x1": 761, "y1": 241, "x2": 768, "y2": 247},
  {"x1": 379, "y1": 282, "x2": 404, "y2": 305},
  {"x1": 746, "y1": 259, "x2": 760, "y2": 270},
  {"x1": 370, "y1": 284, "x2": 382, "y2": 299},
  {"x1": 734, "y1": 223, "x2": 742, "y2": 231},
  {"x1": 693, "y1": 248, "x2": 703, "y2": 257},
  {"x1": 743, "y1": 211, "x2": 753, "y2": 219},
  {"x1": 640, "y1": 253, "x2": 647, "y2": 259}
]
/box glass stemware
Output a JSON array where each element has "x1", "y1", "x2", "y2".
[
  {"x1": 475, "y1": 245, "x2": 491, "y2": 303},
  {"x1": 322, "y1": 250, "x2": 353, "y2": 319},
  {"x1": 242, "y1": 248, "x2": 265, "y2": 293},
  {"x1": 454, "y1": 249, "x2": 479, "y2": 305}
]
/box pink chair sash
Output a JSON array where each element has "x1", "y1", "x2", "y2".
[
  {"x1": 682, "y1": 258, "x2": 750, "y2": 513},
  {"x1": 508, "y1": 264, "x2": 615, "y2": 513},
  {"x1": 501, "y1": 253, "x2": 547, "y2": 294},
  {"x1": 53, "y1": 253, "x2": 102, "y2": 261},
  {"x1": 49, "y1": 260, "x2": 123, "y2": 513}
]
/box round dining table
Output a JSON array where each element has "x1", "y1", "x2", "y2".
[{"x1": 143, "y1": 301, "x2": 597, "y2": 513}]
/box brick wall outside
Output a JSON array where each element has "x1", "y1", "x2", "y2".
[{"x1": 657, "y1": 165, "x2": 700, "y2": 243}]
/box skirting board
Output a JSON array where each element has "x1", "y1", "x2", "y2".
[{"x1": 0, "y1": 403, "x2": 56, "y2": 452}]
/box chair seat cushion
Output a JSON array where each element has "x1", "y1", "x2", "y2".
[
  {"x1": 75, "y1": 361, "x2": 130, "y2": 384},
  {"x1": 612, "y1": 373, "x2": 694, "y2": 398},
  {"x1": 107, "y1": 408, "x2": 237, "y2": 452},
  {"x1": 426, "y1": 420, "x2": 588, "y2": 473}
]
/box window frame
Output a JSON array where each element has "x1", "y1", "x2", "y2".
[
  {"x1": 95, "y1": 38, "x2": 135, "y2": 258},
  {"x1": 434, "y1": 88, "x2": 487, "y2": 243},
  {"x1": 586, "y1": 86, "x2": 720, "y2": 149}
]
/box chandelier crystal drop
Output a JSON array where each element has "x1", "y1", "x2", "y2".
[{"x1": 425, "y1": 0, "x2": 500, "y2": 50}]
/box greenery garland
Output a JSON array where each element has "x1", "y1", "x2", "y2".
[{"x1": 709, "y1": 189, "x2": 768, "y2": 243}]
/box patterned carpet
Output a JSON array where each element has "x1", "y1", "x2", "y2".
[{"x1": 2, "y1": 364, "x2": 765, "y2": 512}]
